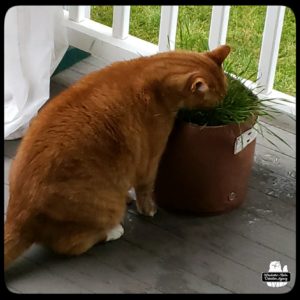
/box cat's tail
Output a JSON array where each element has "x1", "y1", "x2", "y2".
[{"x1": 4, "y1": 221, "x2": 33, "y2": 270}]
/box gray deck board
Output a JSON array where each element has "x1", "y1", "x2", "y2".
[
  {"x1": 22, "y1": 246, "x2": 154, "y2": 294},
  {"x1": 260, "y1": 113, "x2": 295, "y2": 135},
  {"x1": 4, "y1": 184, "x2": 9, "y2": 215},
  {"x1": 136, "y1": 208, "x2": 295, "y2": 282},
  {"x1": 244, "y1": 187, "x2": 295, "y2": 231},
  {"x1": 87, "y1": 238, "x2": 230, "y2": 293},
  {"x1": 124, "y1": 210, "x2": 292, "y2": 293},
  {"x1": 255, "y1": 122, "x2": 295, "y2": 158},
  {"x1": 4, "y1": 55, "x2": 295, "y2": 294},
  {"x1": 5, "y1": 257, "x2": 92, "y2": 293},
  {"x1": 4, "y1": 157, "x2": 12, "y2": 185},
  {"x1": 253, "y1": 144, "x2": 295, "y2": 181}
]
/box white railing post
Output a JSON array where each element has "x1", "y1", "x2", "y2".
[
  {"x1": 68, "y1": 6, "x2": 86, "y2": 22},
  {"x1": 208, "y1": 6, "x2": 230, "y2": 50},
  {"x1": 85, "y1": 6, "x2": 91, "y2": 19},
  {"x1": 158, "y1": 6, "x2": 179, "y2": 52},
  {"x1": 112, "y1": 6, "x2": 131, "y2": 39},
  {"x1": 257, "y1": 6, "x2": 286, "y2": 94}
]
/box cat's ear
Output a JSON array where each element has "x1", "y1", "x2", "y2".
[
  {"x1": 206, "y1": 45, "x2": 231, "y2": 65},
  {"x1": 190, "y1": 77, "x2": 209, "y2": 93}
]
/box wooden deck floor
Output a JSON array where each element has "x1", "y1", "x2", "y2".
[{"x1": 4, "y1": 55, "x2": 296, "y2": 294}]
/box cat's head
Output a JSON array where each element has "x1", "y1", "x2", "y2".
[{"x1": 162, "y1": 45, "x2": 231, "y2": 109}]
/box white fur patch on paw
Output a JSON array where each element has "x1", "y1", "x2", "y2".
[{"x1": 105, "y1": 224, "x2": 124, "y2": 242}]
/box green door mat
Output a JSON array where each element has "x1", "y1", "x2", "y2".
[{"x1": 52, "y1": 46, "x2": 91, "y2": 77}]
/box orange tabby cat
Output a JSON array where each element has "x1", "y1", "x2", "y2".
[{"x1": 5, "y1": 45, "x2": 230, "y2": 269}]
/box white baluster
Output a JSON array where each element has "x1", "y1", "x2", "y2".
[
  {"x1": 68, "y1": 6, "x2": 86, "y2": 23},
  {"x1": 158, "y1": 6, "x2": 179, "y2": 51},
  {"x1": 112, "y1": 6, "x2": 131, "y2": 39},
  {"x1": 257, "y1": 6, "x2": 286, "y2": 94},
  {"x1": 208, "y1": 6, "x2": 230, "y2": 50}
]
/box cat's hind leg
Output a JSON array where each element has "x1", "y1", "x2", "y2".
[
  {"x1": 40, "y1": 191, "x2": 127, "y2": 256},
  {"x1": 49, "y1": 224, "x2": 125, "y2": 256},
  {"x1": 48, "y1": 226, "x2": 107, "y2": 256},
  {"x1": 105, "y1": 224, "x2": 124, "y2": 242}
]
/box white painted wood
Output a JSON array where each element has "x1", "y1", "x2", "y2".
[
  {"x1": 158, "y1": 6, "x2": 179, "y2": 51},
  {"x1": 112, "y1": 6, "x2": 131, "y2": 39},
  {"x1": 68, "y1": 6, "x2": 86, "y2": 23},
  {"x1": 208, "y1": 6, "x2": 230, "y2": 50},
  {"x1": 227, "y1": 73, "x2": 295, "y2": 115},
  {"x1": 257, "y1": 6, "x2": 286, "y2": 94},
  {"x1": 259, "y1": 90, "x2": 295, "y2": 115},
  {"x1": 85, "y1": 6, "x2": 91, "y2": 19},
  {"x1": 64, "y1": 10, "x2": 158, "y2": 62},
  {"x1": 63, "y1": 9, "x2": 294, "y2": 116}
]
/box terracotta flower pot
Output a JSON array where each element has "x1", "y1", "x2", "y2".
[{"x1": 154, "y1": 117, "x2": 257, "y2": 216}]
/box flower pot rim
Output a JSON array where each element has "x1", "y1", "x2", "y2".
[{"x1": 176, "y1": 115, "x2": 258, "y2": 129}]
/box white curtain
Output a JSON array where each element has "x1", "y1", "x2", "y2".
[{"x1": 4, "y1": 6, "x2": 68, "y2": 140}]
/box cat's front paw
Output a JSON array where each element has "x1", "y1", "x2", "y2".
[{"x1": 136, "y1": 198, "x2": 157, "y2": 217}]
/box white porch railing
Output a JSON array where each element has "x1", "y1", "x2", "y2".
[{"x1": 63, "y1": 5, "x2": 295, "y2": 115}]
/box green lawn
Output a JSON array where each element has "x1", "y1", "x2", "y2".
[{"x1": 91, "y1": 6, "x2": 295, "y2": 96}]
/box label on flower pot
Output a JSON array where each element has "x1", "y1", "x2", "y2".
[{"x1": 234, "y1": 128, "x2": 257, "y2": 154}]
